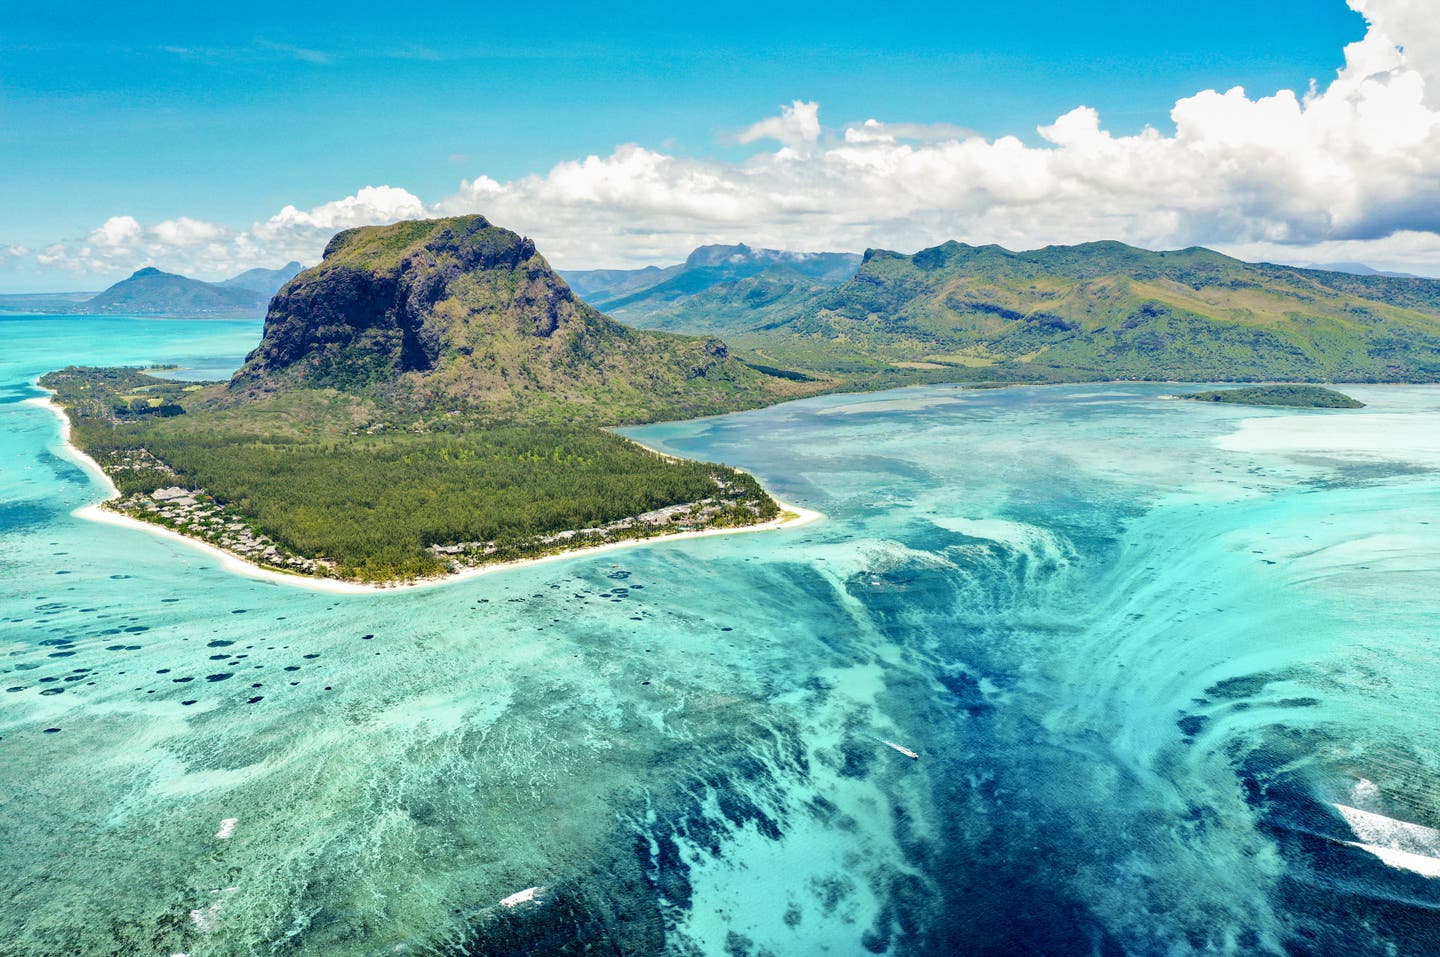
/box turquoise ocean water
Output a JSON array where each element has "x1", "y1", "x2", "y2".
[{"x1": 2, "y1": 314, "x2": 1438, "y2": 955}]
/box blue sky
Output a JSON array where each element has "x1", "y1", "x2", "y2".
[{"x1": 12, "y1": 0, "x2": 1439, "y2": 289}]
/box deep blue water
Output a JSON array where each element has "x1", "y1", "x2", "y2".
[{"x1": 1, "y1": 316, "x2": 1439, "y2": 956}]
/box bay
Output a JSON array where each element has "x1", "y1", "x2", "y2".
[{"x1": 2, "y1": 315, "x2": 1438, "y2": 955}]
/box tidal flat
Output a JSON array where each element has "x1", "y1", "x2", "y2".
[{"x1": 2, "y1": 315, "x2": 1439, "y2": 955}]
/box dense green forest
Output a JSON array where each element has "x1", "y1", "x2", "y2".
[{"x1": 41, "y1": 367, "x2": 779, "y2": 582}]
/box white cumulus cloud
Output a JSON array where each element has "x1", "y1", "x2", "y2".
[
  {"x1": 150, "y1": 217, "x2": 226, "y2": 246},
  {"x1": 87, "y1": 215, "x2": 143, "y2": 250},
  {"x1": 9, "y1": 0, "x2": 1440, "y2": 284},
  {"x1": 13, "y1": 187, "x2": 426, "y2": 281},
  {"x1": 737, "y1": 100, "x2": 823, "y2": 153},
  {"x1": 438, "y1": 0, "x2": 1440, "y2": 271},
  {"x1": 257, "y1": 185, "x2": 426, "y2": 233}
]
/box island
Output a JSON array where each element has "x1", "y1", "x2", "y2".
[
  {"x1": 0, "y1": 262, "x2": 301, "y2": 317},
  {"x1": 41, "y1": 216, "x2": 825, "y2": 586},
  {"x1": 1178, "y1": 385, "x2": 1365, "y2": 409}
]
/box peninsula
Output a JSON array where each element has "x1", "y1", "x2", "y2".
[{"x1": 42, "y1": 216, "x2": 826, "y2": 585}]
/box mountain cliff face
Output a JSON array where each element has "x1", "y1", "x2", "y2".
[
  {"x1": 231, "y1": 216, "x2": 801, "y2": 422},
  {"x1": 636, "y1": 240, "x2": 1440, "y2": 382}
]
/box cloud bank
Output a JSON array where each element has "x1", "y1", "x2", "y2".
[{"x1": 9, "y1": 0, "x2": 1440, "y2": 285}]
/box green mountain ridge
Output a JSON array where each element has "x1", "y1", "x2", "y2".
[
  {"x1": 44, "y1": 221, "x2": 1440, "y2": 584},
  {"x1": 620, "y1": 264, "x2": 838, "y2": 335},
  {"x1": 613, "y1": 239, "x2": 1440, "y2": 382},
  {"x1": 561, "y1": 263, "x2": 684, "y2": 302},
  {"x1": 560, "y1": 242, "x2": 861, "y2": 318}
]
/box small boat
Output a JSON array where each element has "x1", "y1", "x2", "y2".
[{"x1": 881, "y1": 739, "x2": 920, "y2": 760}]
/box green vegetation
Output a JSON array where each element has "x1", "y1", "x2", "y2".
[
  {"x1": 47, "y1": 222, "x2": 1438, "y2": 585},
  {"x1": 561, "y1": 243, "x2": 860, "y2": 320},
  {"x1": 86, "y1": 267, "x2": 272, "y2": 316},
  {"x1": 38, "y1": 221, "x2": 813, "y2": 584},
  {"x1": 1179, "y1": 385, "x2": 1365, "y2": 409},
  {"x1": 232, "y1": 217, "x2": 826, "y2": 422},
  {"x1": 42, "y1": 367, "x2": 778, "y2": 582},
  {"x1": 0, "y1": 264, "x2": 300, "y2": 317},
  {"x1": 602, "y1": 240, "x2": 1440, "y2": 385}
]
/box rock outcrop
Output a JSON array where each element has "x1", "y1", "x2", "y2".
[{"x1": 230, "y1": 216, "x2": 788, "y2": 422}]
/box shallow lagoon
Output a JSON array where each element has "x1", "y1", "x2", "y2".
[{"x1": 2, "y1": 315, "x2": 1438, "y2": 955}]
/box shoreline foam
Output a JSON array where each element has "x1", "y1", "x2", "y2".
[{"x1": 27, "y1": 392, "x2": 822, "y2": 595}]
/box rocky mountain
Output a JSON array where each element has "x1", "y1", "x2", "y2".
[
  {"x1": 231, "y1": 216, "x2": 812, "y2": 422},
  {"x1": 561, "y1": 243, "x2": 861, "y2": 320},
  {"x1": 561, "y1": 263, "x2": 683, "y2": 303},
  {"x1": 632, "y1": 240, "x2": 1440, "y2": 382},
  {"x1": 603, "y1": 266, "x2": 840, "y2": 336}
]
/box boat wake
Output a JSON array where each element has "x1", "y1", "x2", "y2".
[{"x1": 1336, "y1": 804, "x2": 1440, "y2": 879}]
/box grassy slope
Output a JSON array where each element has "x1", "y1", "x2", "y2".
[
  {"x1": 614, "y1": 241, "x2": 1440, "y2": 383},
  {"x1": 570, "y1": 245, "x2": 860, "y2": 316},
  {"x1": 609, "y1": 266, "x2": 838, "y2": 335}
]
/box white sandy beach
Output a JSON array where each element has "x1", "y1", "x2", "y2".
[{"x1": 28, "y1": 392, "x2": 822, "y2": 595}]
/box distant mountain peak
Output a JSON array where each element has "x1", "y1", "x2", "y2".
[
  {"x1": 1302, "y1": 261, "x2": 1424, "y2": 280},
  {"x1": 562, "y1": 243, "x2": 864, "y2": 320},
  {"x1": 684, "y1": 243, "x2": 754, "y2": 267},
  {"x1": 684, "y1": 242, "x2": 858, "y2": 269},
  {"x1": 88, "y1": 265, "x2": 268, "y2": 316},
  {"x1": 218, "y1": 260, "x2": 304, "y2": 295}
]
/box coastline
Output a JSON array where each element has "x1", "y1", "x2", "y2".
[{"x1": 27, "y1": 392, "x2": 822, "y2": 595}]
